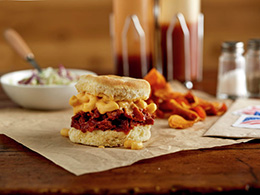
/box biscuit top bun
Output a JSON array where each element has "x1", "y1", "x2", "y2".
[{"x1": 75, "y1": 75, "x2": 151, "y2": 101}]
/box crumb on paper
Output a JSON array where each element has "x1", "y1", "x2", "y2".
[
  {"x1": 60, "y1": 128, "x2": 69, "y2": 137},
  {"x1": 123, "y1": 140, "x2": 143, "y2": 150},
  {"x1": 98, "y1": 145, "x2": 105, "y2": 148}
]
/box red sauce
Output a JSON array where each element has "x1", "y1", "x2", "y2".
[
  {"x1": 115, "y1": 53, "x2": 153, "y2": 78},
  {"x1": 71, "y1": 108, "x2": 154, "y2": 135},
  {"x1": 160, "y1": 22, "x2": 199, "y2": 81}
]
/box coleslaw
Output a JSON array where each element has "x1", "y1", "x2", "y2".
[{"x1": 18, "y1": 65, "x2": 80, "y2": 85}]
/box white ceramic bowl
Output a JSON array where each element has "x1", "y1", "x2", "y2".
[{"x1": 0, "y1": 69, "x2": 96, "y2": 110}]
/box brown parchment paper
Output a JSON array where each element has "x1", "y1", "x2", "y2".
[
  {"x1": 204, "y1": 98, "x2": 260, "y2": 139},
  {"x1": 0, "y1": 82, "x2": 250, "y2": 176}
]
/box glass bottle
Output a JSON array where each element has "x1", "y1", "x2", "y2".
[
  {"x1": 112, "y1": 0, "x2": 155, "y2": 78},
  {"x1": 158, "y1": 0, "x2": 203, "y2": 86},
  {"x1": 245, "y1": 39, "x2": 260, "y2": 98},
  {"x1": 217, "y1": 41, "x2": 247, "y2": 99}
]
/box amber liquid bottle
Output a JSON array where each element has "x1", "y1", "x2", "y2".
[
  {"x1": 112, "y1": 0, "x2": 155, "y2": 78},
  {"x1": 159, "y1": 0, "x2": 202, "y2": 83}
]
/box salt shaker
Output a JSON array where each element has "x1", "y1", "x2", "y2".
[
  {"x1": 245, "y1": 39, "x2": 260, "y2": 98},
  {"x1": 217, "y1": 41, "x2": 247, "y2": 99}
]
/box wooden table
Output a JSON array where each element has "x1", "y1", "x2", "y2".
[{"x1": 1, "y1": 70, "x2": 260, "y2": 194}]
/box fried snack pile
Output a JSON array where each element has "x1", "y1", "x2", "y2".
[{"x1": 144, "y1": 68, "x2": 227, "y2": 129}]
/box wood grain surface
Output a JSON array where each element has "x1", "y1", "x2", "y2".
[
  {"x1": 1, "y1": 134, "x2": 260, "y2": 195},
  {"x1": 1, "y1": 70, "x2": 260, "y2": 194}
]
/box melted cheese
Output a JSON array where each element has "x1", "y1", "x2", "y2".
[
  {"x1": 96, "y1": 100, "x2": 119, "y2": 114},
  {"x1": 69, "y1": 92, "x2": 156, "y2": 115}
]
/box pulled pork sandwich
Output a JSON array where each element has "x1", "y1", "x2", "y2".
[{"x1": 68, "y1": 74, "x2": 157, "y2": 148}]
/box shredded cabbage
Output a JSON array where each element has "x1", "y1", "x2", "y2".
[{"x1": 18, "y1": 65, "x2": 79, "y2": 85}]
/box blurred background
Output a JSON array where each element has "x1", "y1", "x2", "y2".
[{"x1": 0, "y1": 0, "x2": 260, "y2": 76}]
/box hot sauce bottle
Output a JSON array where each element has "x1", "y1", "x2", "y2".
[
  {"x1": 158, "y1": 0, "x2": 202, "y2": 84},
  {"x1": 112, "y1": 0, "x2": 155, "y2": 78}
]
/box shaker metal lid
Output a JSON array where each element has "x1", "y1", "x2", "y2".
[
  {"x1": 247, "y1": 39, "x2": 260, "y2": 50},
  {"x1": 221, "y1": 41, "x2": 244, "y2": 53}
]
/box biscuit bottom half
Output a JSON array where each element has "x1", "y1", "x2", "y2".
[{"x1": 68, "y1": 125, "x2": 151, "y2": 147}]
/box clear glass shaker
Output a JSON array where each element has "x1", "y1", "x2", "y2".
[
  {"x1": 245, "y1": 39, "x2": 260, "y2": 98},
  {"x1": 217, "y1": 41, "x2": 247, "y2": 99}
]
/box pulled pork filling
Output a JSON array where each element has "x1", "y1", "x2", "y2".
[{"x1": 71, "y1": 107, "x2": 154, "y2": 134}]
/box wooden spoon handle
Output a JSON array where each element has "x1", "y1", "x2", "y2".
[{"x1": 4, "y1": 28, "x2": 34, "y2": 60}]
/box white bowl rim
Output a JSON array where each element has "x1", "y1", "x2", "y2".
[{"x1": 0, "y1": 68, "x2": 96, "y2": 89}]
